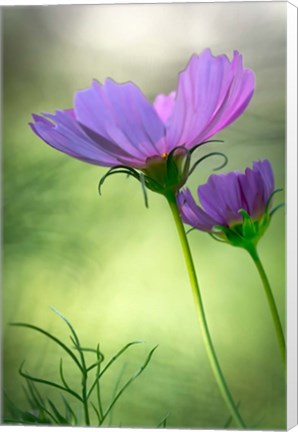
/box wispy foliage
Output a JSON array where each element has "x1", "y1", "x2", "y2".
[{"x1": 4, "y1": 308, "x2": 158, "y2": 426}]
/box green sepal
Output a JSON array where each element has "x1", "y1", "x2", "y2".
[
  {"x1": 189, "y1": 139, "x2": 224, "y2": 155},
  {"x1": 98, "y1": 143, "x2": 228, "y2": 201},
  {"x1": 98, "y1": 165, "x2": 141, "y2": 195},
  {"x1": 189, "y1": 151, "x2": 228, "y2": 177},
  {"x1": 213, "y1": 225, "x2": 244, "y2": 247},
  {"x1": 166, "y1": 146, "x2": 190, "y2": 190},
  {"x1": 211, "y1": 189, "x2": 285, "y2": 250},
  {"x1": 239, "y1": 209, "x2": 257, "y2": 239},
  {"x1": 98, "y1": 165, "x2": 155, "y2": 207},
  {"x1": 265, "y1": 188, "x2": 283, "y2": 214},
  {"x1": 270, "y1": 203, "x2": 285, "y2": 217}
]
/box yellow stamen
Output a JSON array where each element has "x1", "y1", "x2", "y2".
[{"x1": 161, "y1": 152, "x2": 168, "y2": 159}]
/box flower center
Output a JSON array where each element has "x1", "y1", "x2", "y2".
[{"x1": 161, "y1": 152, "x2": 168, "y2": 159}]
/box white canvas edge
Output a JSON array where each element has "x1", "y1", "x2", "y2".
[
  {"x1": 286, "y1": 2, "x2": 298, "y2": 431},
  {"x1": 0, "y1": 2, "x2": 297, "y2": 432}
]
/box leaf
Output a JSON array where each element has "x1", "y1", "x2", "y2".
[
  {"x1": 61, "y1": 395, "x2": 78, "y2": 425},
  {"x1": 47, "y1": 398, "x2": 69, "y2": 425},
  {"x1": 10, "y1": 323, "x2": 82, "y2": 372},
  {"x1": 91, "y1": 401, "x2": 102, "y2": 426},
  {"x1": 50, "y1": 307, "x2": 80, "y2": 347},
  {"x1": 4, "y1": 391, "x2": 27, "y2": 419},
  {"x1": 95, "y1": 344, "x2": 104, "y2": 423},
  {"x1": 108, "y1": 362, "x2": 127, "y2": 426},
  {"x1": 223, "y1": 401, "x2": 241, "y2": 428},
  {"x1": 25, "y1": 379, "x2": 45, "y2": 411},
  {"x1": 157, "y1": 413, "x2": 170, "y2": 428},
  {"x1": 100, "y1": 345, "x2": 158, "y2": 424},
  {"x1": 87, "y1": 341, "x2": 143, "y2": 400},
  {"x1": 59, "y1": 359, "x2": 71, "y2": 391},
  {"x1": 22, "y1": 381, "x2": 57, "y2": 424},
  {"x1": 19, "y1": 362, "x2": 83, "y2": 402}
]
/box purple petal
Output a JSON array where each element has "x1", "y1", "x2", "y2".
[
  {"x1": 253, "y1": 160, "x2": 275, "y2": 202},
  {"x1": 178, "y1": 188, "x2": 219, "y2": 231},
  {"x1": 239, "y1": 160, "x2": 274, "y2": 217},
  {"x1": 74, "y1": 79, "x2": 167, "y2": 159},
  {"x1": 204, "y1": 52, "x2": 255, "y2": 139},
  {"x1": 30, "y1": 110, "x2": 145, "y2": 167},
  {"x1": 166, "y1": 49, "x2": 255, "y2": 150},
  {"x1": 198, "y1": 172, "x2": 245, "y2": 225},
  {"x1": 238, "y1": 167, "x2": 261, "y2": 216},
  {"x1": 153, "y1": 92, "x2": 176, "y2": 124}
]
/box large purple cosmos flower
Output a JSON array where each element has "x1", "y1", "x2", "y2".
[
  {"x1": 178, "y1": 160, "x2": 282, "y2": 247},
  {"x1": 30, "y1": 49, "x2": 255, "y2": 196}
]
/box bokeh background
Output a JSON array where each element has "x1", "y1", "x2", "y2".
[{"x1": 2, "y1": 3, "x2": 286, "y2": 429}]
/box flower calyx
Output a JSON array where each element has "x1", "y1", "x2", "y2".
[
  {"x1": 98, "y1": 143, "x2": 228, "y2": 208},
  {"x1": 209, "y1": 189, "x2": 284, "y2": 250}
]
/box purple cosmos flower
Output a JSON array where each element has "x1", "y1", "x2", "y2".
[
  {"x1": 178, "y1": 160, "x2": 281, "y2": 246},
  {"x1": 30, "y1": 49, "x2": 255, "y2": 196}
]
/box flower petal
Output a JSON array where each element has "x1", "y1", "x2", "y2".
[
  {"x1": 179, "y1": 160, "x2": 276, "y2": 236},
  {"x1": 198, "y1": 172, "x2": 244, "y2": 225},
  {"x1": 30, "y1": 110, "x2": 145, "y2": 167},
  {"x1": 178, "y1": 188, "x2": 219, "y2": 231},
  {"x1": 253, "y1": 160, "x2": 275, "y2": 203},
  {"x1": 153, "y1": 91, "x2": 176, "y2": 124},
  {"x1": 204, "y1": 52, "x2": 255, "y2": 139},
  {"x1": 74, "y1": 79, "x2": 166, "y2": 159},
  {"x1": 167, "y1": 49, "x2": 255, "y2": 150},
  {"x1": 239, "y1": 160, "x2": 274, "y2": 218}
]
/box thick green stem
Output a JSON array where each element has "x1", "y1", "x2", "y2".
[
  {"x1": 246, "y1": 245, "x2": 286, "y2": 369},
  {"x1": 166, "y1": 192, "x2": 246, "y2": 429}
]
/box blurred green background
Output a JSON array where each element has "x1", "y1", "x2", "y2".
[{"x1": 2, "y1": 3, "x2": 286, "y2": 429}]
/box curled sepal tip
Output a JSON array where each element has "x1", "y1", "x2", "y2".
[
  {"x1": 98, "y1": 142, "x2": 228, "y2": 208},
  {"x1": 188, "y1": 151, "x2": 228, "y2": 178},
  {"x1": 98, "y1": 165, "x2": 152, "y2": 208}
]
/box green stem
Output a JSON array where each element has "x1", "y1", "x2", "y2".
[
  {"x1": 246, "y1": 244, "x2": 286, "y2": 369},
  {"x1": 166, "y1": 192, "x2": 246, "y2": 429},
  {"x1": 77, "y1": 350, "x2": 90, "y2": 426},
  {"x1": 96, "y1": 345, "x2": 104, "y2": 425},
  {"x1": 81, "y1": 375, "x2": 90, "y2": 425}
]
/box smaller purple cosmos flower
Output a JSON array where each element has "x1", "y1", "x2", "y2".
[
  {"x1": 30, "y1": 49, "x2": 255, "y2": 199},
  {"x1": 177, "y1": 160, "x2": 282, "y2": 247}
]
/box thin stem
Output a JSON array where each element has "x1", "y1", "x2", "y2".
[
  {"x1": 81, "y1": 371, "x2": 90, "y2": 426},
  {"x1": 96, "y1": 345, "x2": 104, "y2": 424},
  {"x1": 166, "y1": 192, "x2": 246, "y2": 429},
  {"x1": 246, "y1": 244, "x2": 286, "y2": 369},
  {"x1": 76, "y1": 347, "x2": 90, "y2": 426}
]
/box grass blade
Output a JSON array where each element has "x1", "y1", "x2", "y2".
[
  {"x1": 157, "y1": 414, "x2": 169, "y2": 428},
  {"x1": 19, "y1": 362, "x2": 83, "y2": 402},
  {"x1": 61, "y1": 395, "x2": 78, "y2": 425},
  {"x1": 10, "y1": 323, "x2": 82, "y2": 372},
  {"x1": 108, "y1": 362, "x2": 127, "y2": 426},
  {"x1": 224, "y1": 401, "x2": 241, "y2": 428},
  {"x1": 87, "y1": 341, "x2": 143, "y2": 400},
  {"x1": 47, "y1": 398, "x2": 69, "y2": 425},
  {"x1": 101, "y1": 345, "x2": 158, "y2": 424},
  {"x1": 91, "y1": 401, "x2": 101, "y2": 426}
]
